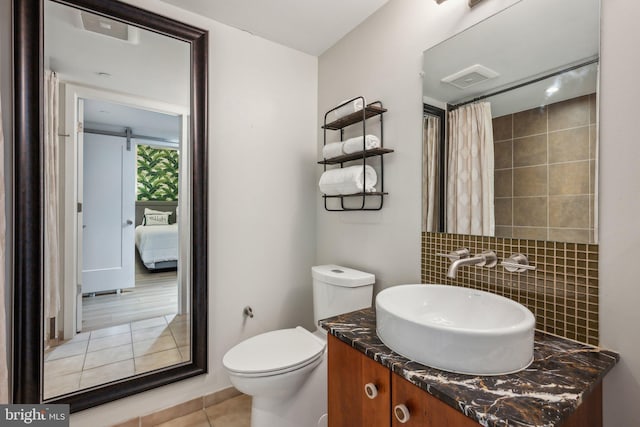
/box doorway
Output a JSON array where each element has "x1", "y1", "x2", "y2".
[
  {"x1": 78, "y1": 98, "x2": 183, "y2": 332},
  {"x1": 58, "y1": 83, "x2": 190, "y2": 340}
]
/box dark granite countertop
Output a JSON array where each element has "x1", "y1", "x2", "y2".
[{"x1": 320, "y1": 307, "x2": 619, "y2": 427}]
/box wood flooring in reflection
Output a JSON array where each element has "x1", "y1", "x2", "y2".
[{"x1": 82, "y1": 260, "x2": 178, "y2": 331}]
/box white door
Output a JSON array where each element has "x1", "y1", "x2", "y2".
[{"x1": 81, "y1": 131, "x2": 136, "y2": 294}]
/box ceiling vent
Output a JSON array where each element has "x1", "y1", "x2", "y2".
[
  {"x1": 441, "y1": 64, "x2": 499, "y2": 89},
  {"x1": 80, "y1": 11, "x2": 138, "y2": 44}
]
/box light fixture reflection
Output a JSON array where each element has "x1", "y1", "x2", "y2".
[{"x1": 545, "y1": 85, "x2": 560, "y2": 96}]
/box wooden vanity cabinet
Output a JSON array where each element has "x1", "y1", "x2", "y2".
[
  {"x1": 391, "y1": 374, "x2": 479, "y2": 427},
  {"x1": 391, "y1": 371, "x2": 604, "y2": 427},
  {"x1": 328, "y1": 335, "x2": 475, "y2": 426},
  {"x1": 328, "y1": 334, "x2": 603, "y2": 427},
  {"x1": 328, "y1": 335, "x2": 391, "y2": 427}
]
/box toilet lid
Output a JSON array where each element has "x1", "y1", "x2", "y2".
[{"x1": 223, "y1": 327, "x2": 326, "y2": 376}]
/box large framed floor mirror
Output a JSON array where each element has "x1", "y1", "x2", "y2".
[{"x1": 13, "y1": 0, "x2": 208, "y2": 411}]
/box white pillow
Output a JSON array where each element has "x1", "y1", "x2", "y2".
[
  {"x1": 145, "y1": 213, "x2": 170, "y2": 226},
  {"x1": 144, "y1": 208, "x2": 172, "y2": 216},
  {"x1": 143, "y1": 208, "x2": 173, "y2": 225}
]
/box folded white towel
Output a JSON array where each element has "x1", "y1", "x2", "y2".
[
  {"x1": 342, "y1": 135, "x2": 380, "y2": 154},
  {"x1": 319, "y1": 165, "x2": 377, "y2": 196},
  {"x1": 322, "y1": 142, "x2": 344, "y2": 159},
  {"x1": 333, "y1": 98, "x2": 364, "y2": 121}
]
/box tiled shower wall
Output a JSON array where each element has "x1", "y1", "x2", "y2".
[
  {"x1": 492, "y1": 94, "x2": 597, "y2": 243},
  {"x1": 421, "y1": 232, "x2": 598, "y2": 345}
]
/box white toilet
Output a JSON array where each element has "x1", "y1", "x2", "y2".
[{"x1": 222, "y1": 265, "x2": 375, "y2": 427}]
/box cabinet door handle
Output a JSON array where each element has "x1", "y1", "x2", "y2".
[
  {"x1": 394, "y1": 404, "x2": 411, "y2": 423},
  {"x1": 364, "y1": 382, "x2": 378, "y2": 399}
]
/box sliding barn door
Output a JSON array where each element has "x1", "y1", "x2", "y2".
[{"x1": 81, "y1": 131, "x2": 136, "y2": 295}]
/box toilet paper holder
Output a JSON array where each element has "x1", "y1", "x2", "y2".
[{"x1": 243, "y1": 306, "x2": 254, "y2": 318}]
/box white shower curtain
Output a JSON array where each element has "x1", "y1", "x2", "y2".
[
  {"x1": 44, "y1": 71, "x2": 61, "y2": 325},
  {"x1": 446, "y1": 102, "x2": 495, "y2": 236},
  {"x1": 423, "y1": 115, "x2": 440, "y2": 232},
  {"x1": 0, "y1": 64, "x2": 8, "y2": 403}
]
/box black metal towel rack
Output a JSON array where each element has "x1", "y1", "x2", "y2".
[{"x1": 319, "y1": 96, "x2": 394, "y2": 211}]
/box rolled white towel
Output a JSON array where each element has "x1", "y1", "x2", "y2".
[
  {"x1": 333, "y1": 98, "x2": 364, "y2": 121},
  {"x1": 322, "y1": 142, "x2": 344, "y2": 159},
  {"x1": 342, "y1": 135, "x2": 380, "y2": 154},
  {"x1": 319, "y1": 165, "x2": 377, "y2": 196}
]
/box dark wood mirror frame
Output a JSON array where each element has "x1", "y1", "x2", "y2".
[{"x1": 13, "y1": 0, "x2": 208, "y2": 412}]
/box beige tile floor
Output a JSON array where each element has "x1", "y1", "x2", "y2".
[
  {"x1": 155, "y1": 395, "x2": 251, "y2": 427},
  {"x1": 44, "y1": 313, "x2": 190, "y2": 399}
]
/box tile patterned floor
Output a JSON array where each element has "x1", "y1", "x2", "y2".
[
  {"x1": 44, "y1": 314, "x2": 190, "y2": 399},
  {"x1": 155, "y1": 395, "x2": 251, "y2": 427}
]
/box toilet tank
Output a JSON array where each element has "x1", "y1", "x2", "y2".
[{"x1": 312, "y1": 265, "x2": 375, "y2": 326}]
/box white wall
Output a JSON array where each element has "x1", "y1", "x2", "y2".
[
  {"x1": 317, "y1": 0, "x2": 640, "y2": 425},
  {"x1": 317, "y1": 0, "x2": 520, "y2": 293},
  {"x1": 1, "y1": 0, "x2": 318, "y2": 424},
  {"x1": 599, "y1": 0, "x2": 640, "y2": 425}
]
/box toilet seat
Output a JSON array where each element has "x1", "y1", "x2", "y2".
[{"x1": 223, "y1": 326, "x2": 326, "y2": 378}]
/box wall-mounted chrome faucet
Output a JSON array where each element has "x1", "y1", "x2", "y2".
[
  {"x1": 437, "y1": 249, "x2": 535, "y2": 278},
  {"x1": 439, "y1": 248, "x2": 497, "y2": 279},
  {"x1": 436, "y1": 247, "x2": 471, "y2": 261},
  {"x1": 501, "y1": 253, "x2": 536, "y2": 273}
]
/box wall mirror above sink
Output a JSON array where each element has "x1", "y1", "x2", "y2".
[
  {"x1": 13, "y1": 0, "x2": 208, "y2": 412},
  {"x1": 422, "y1": 0, "x2": 600, "y2": 244}
]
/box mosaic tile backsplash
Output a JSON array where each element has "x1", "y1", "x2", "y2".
[{"x1": 421, "y1": 232, "x2": 598, "y2": 345}]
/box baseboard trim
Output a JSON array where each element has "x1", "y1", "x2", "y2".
[{"x1": 112, "y1": 387, "x2": 242, "y2": 427}]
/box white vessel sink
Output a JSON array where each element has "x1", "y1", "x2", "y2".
[{"x1": 376, "y1": 284, "x2": 535, "y2": 375}]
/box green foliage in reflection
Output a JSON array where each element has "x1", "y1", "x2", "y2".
[{"x1": 136, "y1": 145, "x2": 179, "y2": 201}]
